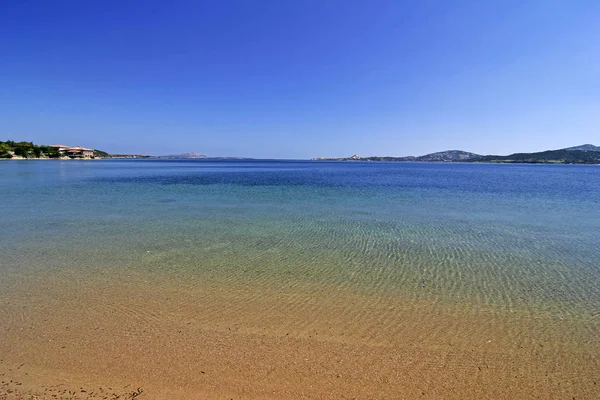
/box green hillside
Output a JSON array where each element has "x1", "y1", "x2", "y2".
[
  {"x1": 468, "y1": 149, "x2": 600, "y2": 164},
  {"x1": 0, "y1": 140, "x2": 107, "y2": 159},
  {"x1": 1, "y1": 140, "x2": 56, "y2": 158}
]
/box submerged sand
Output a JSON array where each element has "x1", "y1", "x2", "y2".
[{"x1": 1, "y1": 266, "x2": 598, "y2": 400}]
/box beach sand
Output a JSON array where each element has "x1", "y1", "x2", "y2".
[{"x1": 1, "y1": 267, "x2": 598, "y2": 400}]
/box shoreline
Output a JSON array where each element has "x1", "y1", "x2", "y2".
[{"x1": 1, "y1": 267, "x2": 598, "y2": 399}]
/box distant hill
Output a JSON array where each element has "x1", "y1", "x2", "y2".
[
  {"x1": 312, "y1": 155, "x2": 413, "y2": 161},
  {"x1": 467, "y1": 149, "x2": 600, "y2": 164},
  {"x1": 415, "y1": 150, "x2": 480, "y2": 162},
  {"x1": 156, "y1": 153, "x2": 253, "y2": 160},
  {"x1": 158, "y1": 152, "x2": 210, "y2": 159},
  {"x1": 313, "y1": 145, "x2": 600, "y2": 164},
  {"x1": 562, "y1": 144, "x2": 600, "y2": 152},
  {"x1": 106, "y1": 154, "x2": 152, "y2": 159},
  {"x1": 312, "y1": 150, "x2": 480, "y2": 162}
]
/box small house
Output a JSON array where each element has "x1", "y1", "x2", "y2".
[{"x1": 67, "y1": 146, "x2": 95, "y2": 158}]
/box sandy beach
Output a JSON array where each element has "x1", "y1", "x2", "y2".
[{"x1": 1, "y1": 266, "x2": 598, "y2": 400}]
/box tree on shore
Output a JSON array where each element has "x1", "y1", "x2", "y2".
[{"x1": 1, "y1": 140, "x2": 60, "y2": 158}]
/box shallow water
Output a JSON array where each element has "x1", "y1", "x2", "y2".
[
  {"x1": 1, "y1": 159, "x2": 599, "y2": 398},
  {"x1": 3, "y1": 160, "x2": 600, "y2": 311}
]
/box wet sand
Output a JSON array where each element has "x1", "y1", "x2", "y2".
[{"x1": 1, "y1": 267, "x2": 599, "y2": 400}]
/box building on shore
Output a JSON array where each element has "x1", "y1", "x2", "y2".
[{"x1": 50, "y1": 144, "x2": 95, "y2": 159}]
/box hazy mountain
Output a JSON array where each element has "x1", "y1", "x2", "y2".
[
  {"x1": 158, "y1": 152, "x2": 210, "y2": 159},
  {"x1": 562, "y1": 144, "x2": 600, "y2": 152}
]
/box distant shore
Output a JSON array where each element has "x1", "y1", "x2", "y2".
[{"x1": 313, "y1": 147, "x2": 600, "y2": 164}]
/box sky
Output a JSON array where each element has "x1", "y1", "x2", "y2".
[{"x1": 1, "y1": 1, "x2": 599, "y2": 158}]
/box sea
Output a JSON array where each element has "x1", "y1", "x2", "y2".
[{"x1": 1, "y1": 159, "x2": 599, "y2": 398}]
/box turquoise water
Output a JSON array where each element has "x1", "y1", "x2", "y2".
[{"x1": 2, "y1": 159, "x2": 600, "y2": 316}]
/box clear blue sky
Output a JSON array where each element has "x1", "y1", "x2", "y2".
[{"x1": 1, "y1": 1, "x2": 599, "y2": 158}]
